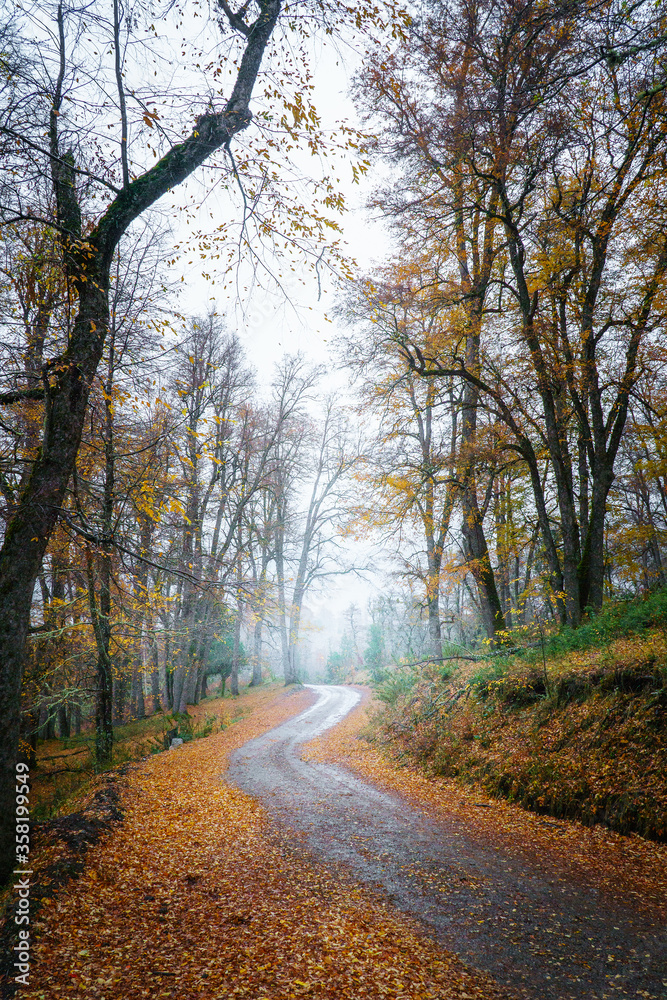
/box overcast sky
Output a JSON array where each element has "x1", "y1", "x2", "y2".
[
  {"x1": 171, "y1": 34, "x2": 396, "y2": 663},
  {"x1": 173, "y1": 35, "x2": 391, "y2": 387}
]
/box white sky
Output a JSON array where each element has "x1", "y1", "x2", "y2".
[
  {"x1": 168, "y1": 34, "x2": 397, "y2": 663},
  {"x1": 173, "y1": 36, "x2": 391, "y2": 385}
]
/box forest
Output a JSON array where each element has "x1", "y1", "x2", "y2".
[
  {"x1": 1, "y1": 3, "x2": 667, "y2": 998},
  {"x1": 0, "y1": 0, "x2": 666, "y2": 926}
]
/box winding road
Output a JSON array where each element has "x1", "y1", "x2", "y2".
[{"x1": 227, "y1": 684, "x2": 666, "y2": 1000}]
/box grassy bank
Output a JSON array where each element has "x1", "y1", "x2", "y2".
[
  {"x1": 370, "y1": 593, "x2": 667, "y2": 841},
  {"x1": 30, "y1": 685, "x2": 277, "y2": 821}
]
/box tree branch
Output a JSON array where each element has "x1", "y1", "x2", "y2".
[{"x1": 0, "y1": 388, "x2": 45, "y2": 405}]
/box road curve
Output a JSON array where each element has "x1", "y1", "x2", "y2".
[{"x1": 227, "y1": 684, "x2": 666, "y2": 1000}]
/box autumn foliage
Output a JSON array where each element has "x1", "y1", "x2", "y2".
[{"x1": 7, "y1": 685, "x2": 501, "y2": 1000}]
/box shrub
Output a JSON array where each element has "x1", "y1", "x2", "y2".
[{"x1": 374, "y1": 665, "x2": 419, "y2": 705}]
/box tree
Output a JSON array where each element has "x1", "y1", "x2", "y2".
[
  {"x1": 65, "y1": 227, "x2": 169, "y2": 765},
  {"x1": 607, "y1": 380, "x2": 667, "y2": 594},
  {"x1": 0, "y1": 0, "x2": 386, "y2": 881},
  {"x1": 273, "y1": 398, "x2": 360, "y2": 683},
  {"x1": 207, "y1": 631, "x2": 242, "y2": 699},
  {"x1": 353, "y1": 0, "x2": 667, "y2": 630},
  {"x1": 342, "y1": 274, "x2": 463, "y2": 653},
  {"x1": 245, "y1": 486, "x2": 279, "y2": 687},
  {"x1": 365, "y1": 588, "x2": 436, "y2": 667},
  {"x1": 364, "y1": 621, "x2": 386, "y2": 681}
]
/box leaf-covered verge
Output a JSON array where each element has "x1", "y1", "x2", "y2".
[
  {"x1": 305, "y1": 688, "x2": 667, "y2": 919},
  {"x1": 2, "y1": 684, "x2": 502, "y2": 1000},
  {"x1": 28, "y1": 693, "x2": 240, "y2": 823},
  {"x1": 361, "y1": 610, "x2": 667, "y2": 842}
]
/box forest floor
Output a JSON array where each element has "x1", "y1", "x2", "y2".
[
  {"x1": 3, "y1": 682, "x2": 665, "y2": 1000},
  {"x1": 2, "y1": 684, "x2": 502, "y2": 1000},
  {"x1": 27, "y1": 689, "x2": 235, "y2": 822}
]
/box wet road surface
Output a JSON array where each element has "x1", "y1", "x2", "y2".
[{"x1": 227, "y1": 684, "x2": 667, "y2": 1000}]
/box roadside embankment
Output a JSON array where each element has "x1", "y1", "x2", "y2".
[{"x1": 305, "y1": 684, "x2": 667, "y2": 919}]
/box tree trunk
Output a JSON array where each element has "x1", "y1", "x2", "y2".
[
  {"x1": 427, "y1": 593, "x2": 443, "y2": 662},
  {"x1": 137, "y1": 512, "x2": 161, "y2": 715},
  {"x1": 95, "y1": 653, "x2": 113, "y2": 764},
  {"x1": 231, "y1": 610, "x2": 242, "y2": 697},
  {"x1": 21, "y1": 710, "x2": 38, "y2": 771},
  {"x1": 37, "y1": 702, "x2": 47, "y2": 740},
  {"x1": 172, "y1": 665, "x2": 185, "y2": 716},
  {"x1": 44, "y1": 711, "x2": 56, "y2": 741},
  {"x1": 0, "y1": 275, "x2": 109, "y2": 877},
  {"x1": 275, "y1": 525, "x2": 291, "y2": 683},
  {"x1": 130, "y1": 661, "x2": 139, "y2": 719},
  {"x1": 159, "y1": 634, "x2": 171, "y2": 710},
  {"x1": 461, "y1": 485, "x2": 506, "y2": 639},
  {"x1": 178, "y1": 659, "x2": 193, "y2": 714},
  {"x1": 73, "y1": 701, "x2": 82, "y2": 737},
  {"x1": 91, "y1": 351, "x2": 118, "y2": 765},
  {"x1": 58, "y1": 703, "x2": 70, "y2": 739},
  {"x1": 458, "y1": 309, "x2": 506, "y2": 641},
  {"x1": 136, "y1": 676, "x2": 146, "y2": 720},
  {"x1": 87, "y1": 545, "x2": 114, "y2": 769},
  {"x1": 231, "y1": 541, "x2": 243, "y2": 697},
  {"x1": 579, "y1": 468, "x2": 615, "y2": 613},
  {"x1": 113, "y1": 669, "x2": 127, "y2": 724},
  {"x1": 416, "y1": 390, "x2": 447, "y2": 663},
  {"x1": 150, "y1": 641, "x2": 161, "y2": 714},
  {"x1": 249, "y1": 617, "x2": 263, "y2": 686},
  {"x1": 494, "y1": 477, "x2": 512, "y2": 627},
  {"x1": 193, "y1": 662, "x2": 203, "y2": 705},
  {"x1": 186, "y1": 654, "x2": 200, "y2": 709},
  {"x1": 286, "y1": 588, "x2": 304, "y2": 685}
]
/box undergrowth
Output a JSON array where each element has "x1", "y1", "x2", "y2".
[
  {"x1": 370, "y1": 593, "x2": 667, "y2": 841},
  {"x1": 509, "y1": 586, "x2": 667, "y2": 662},
  {"x1": 31, "y1": 698, "x2": 231, "y2": 821}
]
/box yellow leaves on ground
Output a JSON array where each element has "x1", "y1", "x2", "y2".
[
  {"x1": 305, "y1": 687, "x2": 667, "y2": 919},
  {"x1": 24, "y1": 685, "x2": 501, "y2": 1000}
]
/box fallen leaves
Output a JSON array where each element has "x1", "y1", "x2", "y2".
[
  {"x1": 305, "y1": 687, "x2": 667, "y2": 919},
  {"x1": 16, "y1": 685, "x2": 503, "y2": 1000}
]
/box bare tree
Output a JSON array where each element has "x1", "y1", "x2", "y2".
[
  {"x1": 0, "y1": 0, "x2": 288, "y2": 879},
  {"x1": 276, "y1": 399, "x2": 361, "y2": 684}
]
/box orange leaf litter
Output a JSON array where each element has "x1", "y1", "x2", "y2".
[
  {"x1": 304, "y1": 687, "x2": 667, "y2": 919},
  {"x1": 21, "y1": 685, "x2": 504, "y2": 1000}
]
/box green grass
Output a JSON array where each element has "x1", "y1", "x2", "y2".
[
  {"x1": 464, "y1": 587, "x2": 667, "y2": 705},
  {"x1": 523, "y1": 586, "x2": 667, "y2": 660}
]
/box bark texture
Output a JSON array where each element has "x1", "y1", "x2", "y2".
[{"x1": 0, "y1": 0, "x2": 282, "y2": 883}]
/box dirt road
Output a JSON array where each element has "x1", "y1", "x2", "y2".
[{"x1": 227, "y1": 684, "x2": 666, "y2": 1000}]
